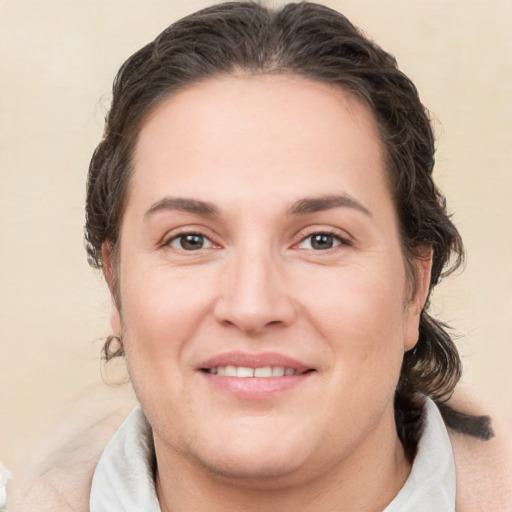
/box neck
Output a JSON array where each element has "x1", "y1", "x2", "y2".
[{"x1": 154, "y1": 413, "x2": 411, "y2": 512}]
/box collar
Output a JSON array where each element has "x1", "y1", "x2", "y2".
[
  {"x1": 90, "y1": 405, "x2": 160, "y2": 511},
  {"x1": 90, "y1": 397, "x2": 455, "y2": 511},
  {"x1": 384, "y1": 398, "x2": 456, "y2": 511}
]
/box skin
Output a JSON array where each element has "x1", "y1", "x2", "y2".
[{"x1": 104, "y1": 74, "x2": 431, "y2": 511}]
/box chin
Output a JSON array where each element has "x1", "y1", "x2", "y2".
[
  {"x1": 191, "y1": 447, "x2": 309, "y2": 485},
  {"x1": 177, "y1": 418, "x2": 319, "y2": 485}
]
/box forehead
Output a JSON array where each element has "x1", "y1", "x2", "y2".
[{"x1": 130, "y1": 73, "x2": 390, "y2": 214}]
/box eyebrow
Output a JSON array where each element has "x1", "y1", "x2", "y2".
[
  {"x1": 144, "y1": 194, "x2": 371, "y2": 219},
  {"x1": 288, "y1": 194, "x2": 372, "y2": 216},
  {"x1": 145, "y1": 197, "x2": 219, "y2": 218}
]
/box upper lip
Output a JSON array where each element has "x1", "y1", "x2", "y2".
[{"x1": 199, "y1": 351, "x2": 313, "y2": 373}]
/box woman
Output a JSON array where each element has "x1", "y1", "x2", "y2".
[
  {"x1": 83, "y1": 2, "x2": 491, "y2": 509},
  {"x1": 8, "y1": 2, "x2": 512, "y2": 511}
]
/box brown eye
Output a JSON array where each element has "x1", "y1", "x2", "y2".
[
  {"x1": 298, "y1": 233, "x2": 344, "y2": 251},
  {"x1": 169, "y1": 233, "x2": 212, "y2": 251},
  {"x1": 311, "y1": 234, "x2": 335, "y2": 250}
]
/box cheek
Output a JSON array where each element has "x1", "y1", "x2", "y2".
[
  {"x1": 118, "y1": 269, "x2": 218, "y2": 429},
  {"x1": 119, "y1": 265, "x2": 216, "y2": 373},
  {"x1": 300, "y1": 262, "x2": 408, "y2": 377},
  {"x1": 292, "y1": 264, "x2": 408, "y2": 452},
  {"x1": 308, "y1": 264, "x2": 406, "y2": 331}
]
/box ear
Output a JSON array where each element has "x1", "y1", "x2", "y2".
[
  {"x1": 404, "y1": 247, "x2": 433, "y2": 351},
  {"x1": 101, "y1": 242, "x2": 122, "y2": 336}
]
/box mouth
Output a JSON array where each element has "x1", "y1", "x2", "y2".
[
  {"x1": 201, "y1": 366, "x2": 313, "y2": 377},
  {"x1": 198, "y1": 352, "x2": 316, "y2": 398},
  {"x1": 199, "y1": 351, "x2": 315, "y2": 376}
]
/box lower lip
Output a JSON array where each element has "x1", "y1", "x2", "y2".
[{"x1": 200, "y1": 372, "x2": 313, "y2": 399}]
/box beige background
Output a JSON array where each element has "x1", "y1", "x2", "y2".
[{"x1": 1, "y1": 0, "x2": 511, "y2": 474}]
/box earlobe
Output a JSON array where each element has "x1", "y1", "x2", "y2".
[
  {"x1": 404, "y1": 248, "x2": 433, "y2": 350},
  {"x1": 110, "y1": 295, "x2": 122, "y2": 337}
]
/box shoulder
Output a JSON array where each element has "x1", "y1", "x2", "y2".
[
  {"x1": 447, "y1": 388, "x2": 512, "y2": 512},
  {"x1": 8, "y1": 385, "x2": 135, "y2": 512}
]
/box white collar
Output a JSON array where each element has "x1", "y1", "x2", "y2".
[
  {"x1": 90, "y1": 397, "x2": 455, "y2": 511},
  {"x1": 384, "y1": 398, "x2": 456, "y2": 511},
  {"x1": 90, "y1": 404, "x2": 160, "y2": 511}
]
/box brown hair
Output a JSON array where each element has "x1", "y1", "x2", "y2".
[{"x1": 85, "y1": 1, "x2": 492, "y2": 455}]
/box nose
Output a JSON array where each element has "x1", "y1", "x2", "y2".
[{"x1": 213, "y1": 246, "x2": 297, "y2": 335}]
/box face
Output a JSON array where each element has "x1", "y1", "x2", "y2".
[{"x1": 108, "y1": 74, "x2": 429, "y2": 485}]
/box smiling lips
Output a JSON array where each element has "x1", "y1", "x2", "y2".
[
  {"x1": 204, "y1": 366, "x2": 303, "y2": 377},
  {"x1": 199, "y1": 352, "x2": 315, "y2": 398}
]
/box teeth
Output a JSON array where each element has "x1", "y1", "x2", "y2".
[
  {"x1": 236, "y1": 366, "x2": 254, "y2": 378},
  {"x1": 254, "y1": 366, "x2": 272, "y2": 377},
  {"x1": 225, "y1": 365, "x2": 237, "y2": 377},
  {"x1": 272, "y1": 366, "x2": 285, "y2": 377},
  {"x1": 212, "y1": 366, "x2": 298, "y2": 377}
]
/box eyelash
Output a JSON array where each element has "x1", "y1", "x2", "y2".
[{"x1": 163, "y1": 229, "x2": 351, "y2": 252}]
